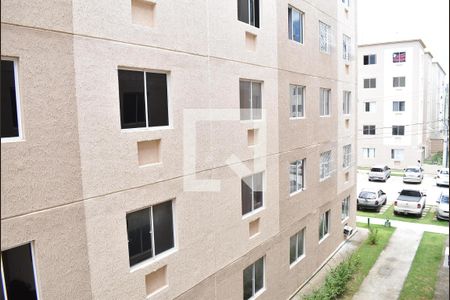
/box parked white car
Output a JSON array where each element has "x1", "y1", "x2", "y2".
[
  {"x1": 436, "y1": 192, "x2": 449, "y2": 221},
  {"x1": 368, "y1": 165, "x2": 391, "y2": 182},
  {"x1": 403, "y1": 166, "x2": 424, "y2": 184},
  {"x1": 394, "y1": 189, "x2": 426, "y2": 217},
  {"x1": 357, "y1": 188, "x2": 387, "y2": 212},
  {"x1": 435, "y1": 168, "x2": 449, "y2": 187}
]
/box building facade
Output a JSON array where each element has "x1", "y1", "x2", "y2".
[
  {"x1": 1, "y1": 0, "x2": 356, "y2": 299},
  {"x1": 358, "y1": 40, "x2": 446, "y2": 169}
]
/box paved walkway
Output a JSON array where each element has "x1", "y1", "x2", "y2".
[
  {"x1": 352, "y1": 226, "x2": 422, "y2": 300},
  {"x1": 354, "y1": 217, "x2": 449, "y2": 300},
  {"x1": 356, "y1": 216, "x2": 449, "y2": 234},
  {"x1": 294, "y1": 218, "x2": 448, "y2": 300}
]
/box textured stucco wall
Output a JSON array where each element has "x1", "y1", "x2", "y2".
[{"x1": 2, "y1": 0, "x2": 356, "y2": 299}]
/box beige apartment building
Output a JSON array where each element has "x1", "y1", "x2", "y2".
[
  {"x1": 1, "y1": 0, "x2": 356, "y2": 299},
  {"x1": 358, "y1": 40, "x2": 446, "y2": 169}
]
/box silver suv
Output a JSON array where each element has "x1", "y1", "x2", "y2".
[{"x1": 368, "y1": 165, "x2": 391, "y2": 182}]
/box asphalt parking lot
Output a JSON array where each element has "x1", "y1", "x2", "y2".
[{"x1": 356, "y1": 170, "x2": 448, "y2": 208}]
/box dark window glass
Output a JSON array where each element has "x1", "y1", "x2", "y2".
[
  {"x1": 370, "y1": 55, "x2": 376, "y2": 64},
  {"x1": 363, "y1": 55, "x2": 369, "y2": 65},
  {"x1": 241, "y1": 176, "x2": 253, "y2": 215},
  {"x1": 153, "y1": 201, "x2": 174, "y2": 255},
  {"x1": 363, "y1": 79, "x2": 369, "y2": 88},
  {"x1": 371, "y1": 78, "x2": 376, "y2": 88},
  {"x1": 238, "y1": 0, "x2": 249, "y2": 24},
  {"x1": 1, "y1": 279, "x2": 4, "y2": 300},
  {"x1": 243, "y1": 257, "x2": 264, "y2": 300},
  {"x1": 1, "y1": 60, "x2": 19, "y2": 138},
  {"x1": 254, "y1": 257, "x2": 264, "y2": 292},
  {"x1": 288, "y1": 7, "x2": 292, "y2": 41},
  {"x1": 240, "y1": 81, "x2": 251, "y2": 120},
  {"x1": 118, "y1": 70, "x2": 169, "y2": 129},
  {"x1": 363, "y1": 125, "x2": 375, "y2": 135},
  {"x1": 241, "y1": 172, "x2": 264, "y2": 215},
  {"x1": 1, "y1": 244, "x2": 38, "y2": 300},
  {"x1": 146, "y1": 73, "x2": 169, "y2": 127},
  {"x1": 392, "y1": 126, "x2": 405, "y2": 136},
  {"x1": 126, "y1": 208, "x2": 152, "y2": 266},
  {"x1": 243, "y1": 264, "x2": 253, "y2": 300},
  {"x1": 118, "y1": 70, "x2": 146, "y2": 129},
  {"x1": 238, "y1": 0, "x2": 259, "y2": 27},
  {"x1": 253, "y1": 172, "x2": 263, "y2": 210},
  {"x1": 126, "y1": 201, "x2": 174, "y2": 266},
  {"x1": 251, "y1": 82, "x2": 262, "y2": 119},
  {"x1": 289, "y1": 235, "x2": 297, "y2": 264},
  {"x1": 393, "y1": 52, "x2": 406, "y2": 63},
  {"x1": 365, "y1": 102, "x2": 370, "y2": 112}
]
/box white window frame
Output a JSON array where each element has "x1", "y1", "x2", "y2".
[
  {"x1": 343, "y1": 91, "x2": 351, "y2": 115},
  {"x1": 392, "y1": 125, "x2": 405, "y2": 136},
  {"x1": 242, "y1": 172, "x2": 265, "y2": 217},
  {"x1": 362, "y1": 148, "x2": 375, "y2": 159},
  {"x1": 289, "y1": 159, "x2": 305, "y2": 195},
  {"x1": 320, "y1": 150, "x2": 332, "y2": 180},
  {"x1": 1, "y1": 242, "x2": 41, "y2": 300},
  {"x1": 1, "y1": 57, "x2": 23, "y2": 143},
  {"x1": 240, "y1": 79, "x2": 263, "y2": 121},
  {"x1": 391, "y1": 149, "x2": 404, "y2": 161},
  {"x1": 343, "y1": 34, "x2": 351, "y2": 62},
  {"x1": 343, "y1": 144, "x2": 351, "y2": 168},
  {"x1": 364, "y1": 101, "x2": 376, "y2": 113},
  {"x1": 393, "y1": 101, "x2": 405, "y2": 112},
  {"x1": 244, "y1": 257, "x2": 265, "y2": 299},
  {"x1": 393, "y1": 76, "x2": 406, "y2": 88},
  {"x1": 127, "y1": 200, "x2": 177, "y2": 271},
  {"x1": 118, "y1": 67, "x2": 172, "y2": 132},
  {"x1": 290, "y1": 84, "x2": 305, "y2": 118},
  {"x1": 290, "y1": 228, "x2": 306, "y2": 267},
  {"x1": 363, "y1": 125, "x2": 376, "y2": 135},
  {"x1": 363, "y1": 54, "x2": 376, "y2": 65},
  {"x1": 393, "y1": 51, "x2": 406, "y2": 63},
  {"x1": 341, "y1": 196, "x2": 350, "y2": 221},
  {"x1": 341, "y1": 0, "x2": 350, "y2": 7},
  {"x1": 363, "y1": 78, "x2": 376, "y2": 89},
  {"x1": 319, "y1": 21, "x2": 331, "y2": 54},
  {"x1": 319, "y1": 210, "x2": 330, "y2": 242},
  {"x1": 320, "y1": 88, "x2": 331, "y2": 117},
  {"x1": 288, "y1": 6, "x2": 304, "y2": 44}
]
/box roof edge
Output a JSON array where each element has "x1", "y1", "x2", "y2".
[
  {"x1": 358, "y1": 39, "x2": 427, "y2": 49},
  {"x1": 432, "y1": 62, "x2": 446, "y2": 75}
]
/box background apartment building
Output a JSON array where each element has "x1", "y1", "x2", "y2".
[
  {"x1": 358, "y1": 40, "x2": 447, "y2": 169},
  {"x1": 1, "y1": 0, "x2": 356, "y2": 299}
]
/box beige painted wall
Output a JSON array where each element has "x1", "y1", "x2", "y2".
[{"x1": 2, "y1": 0, "x2": 356, "y2": 299}]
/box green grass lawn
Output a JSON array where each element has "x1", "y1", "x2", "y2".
[
  {"x1": 357, "y1": 204, "x2": 448, "y2": 227},
  {"x1": 339, "y1": 223, "x2": 396, "y2": 299},
  {"x1": 398, "y1": 232, "x2": 447, "y2": 300}
]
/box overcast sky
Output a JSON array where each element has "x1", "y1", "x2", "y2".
[{"x1": 357, "y1": 0, "x2": 449, "y2": 82}]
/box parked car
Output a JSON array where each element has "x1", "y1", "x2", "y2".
[
  {"x1": 403, "y1": 166, "x2": 424, "y2": 184},
  {"x1": 436, "y1": 192, "x2": 449, "y2": 221},
  {"x1": 357, "y1": 188, "x2": 387, "y2": 212},
  {"x1": 394, "y1": 189, "x2": 426, "y2": 217},
  {"x1": 435, "y1": 168, "x2": 449, "y2": 187},
  {"x1": 368, "y1": 165, "x2": 391, "y2": 182}
]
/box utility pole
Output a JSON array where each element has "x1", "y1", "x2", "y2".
[{"x1": 443, "y1": 84, "x2": 449, "y2": 168}]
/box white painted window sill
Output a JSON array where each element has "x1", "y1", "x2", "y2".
[{"x1": 289, "y1": 254, "x2": 306, "y2": 269}]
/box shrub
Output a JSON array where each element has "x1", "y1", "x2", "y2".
[
  {"x1": 303, "y1": 255, "x2": 360, "y2": 300},
  {"x1": 367, "y1": 227, "x2": 379, "y2": 245}
]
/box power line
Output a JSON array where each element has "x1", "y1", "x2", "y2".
[
  {"x1": 357, "y1": 128, "x2": 442, "y2": 141},
  {"x1": 357, "y1": 119, "x2": 443, "y2": 132}
]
